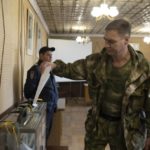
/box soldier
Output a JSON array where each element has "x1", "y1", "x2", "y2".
[
  {"x1": 50, "y1": 19, "x2": 150, "y2": 150},
  {"x1": 24, "y1": 46, "x2": 58, "y2": 143}
]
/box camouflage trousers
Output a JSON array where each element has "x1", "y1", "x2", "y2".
[{"x1": 84, "y1": 116, "x2": 127, "y2": 150}]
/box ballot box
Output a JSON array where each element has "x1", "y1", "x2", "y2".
[{"x1": 0, "y1": 102, "x2": 47, "y2": 150}]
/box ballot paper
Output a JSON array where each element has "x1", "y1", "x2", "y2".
[
  {"x1": 32, "y1": 66, "x2": 51, "y2": 107},
  {"x1": 20, "y1": 142, "x2": 32, "y2": 150}
]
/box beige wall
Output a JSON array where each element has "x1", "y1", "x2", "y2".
[
  {"x1": 91, "y1": 36, "x2": 150, "y2": 61},
  {"x1": 130, "y1": 37, "x2": 150, "y2": 60},
  {"x1": 0, "y1": 0, "x2": 48, "y2": 114},
  {"x1": 0, "y1": 0, "x2": 19, "y2": 114}
]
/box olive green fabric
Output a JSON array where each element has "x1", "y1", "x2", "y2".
[
  {"x1": 53, "y1": 45, "x2": 150, "y2": 150},
  {"x1": 85, "y1": 115, "x2": 127, "y2": 150},
  {"x1": 101, "y1": 59, "x2": 132, "y2": 117}
]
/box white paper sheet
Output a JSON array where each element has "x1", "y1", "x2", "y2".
[
  {"x1": 20, "y1": 142, "x2": 32, "y2": 150},
  {"x1": 32, "y1": 66, "x2": 51, "y2": 107}
]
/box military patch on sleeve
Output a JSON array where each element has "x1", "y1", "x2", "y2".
[{"x1": 30, "y1": 71, "x2": 34, "y2": 79}]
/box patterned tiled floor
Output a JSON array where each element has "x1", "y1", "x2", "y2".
[{"x1": 48, "y1": 98, "x2": 110, "y2": 150}]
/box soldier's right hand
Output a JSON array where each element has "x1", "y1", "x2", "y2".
[{"x1": 39, "y1": 61, "x2": 51, "y2": 74}]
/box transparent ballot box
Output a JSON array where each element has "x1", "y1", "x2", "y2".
[
  {"x1": 0, "y1": 102, "x2": 46, "y2": 150},
  {"x1": 20, "y1": 111, "x2": 46, "y2": 150},
  {"x1": 0, "y1": 121, "x2": 19, "y2": 150}
]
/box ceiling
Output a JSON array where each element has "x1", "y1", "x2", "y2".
[{"x1": 36, "y1": 0, "x2": 150, "y2": 38}]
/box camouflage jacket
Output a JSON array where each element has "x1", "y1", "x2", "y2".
[{"x1": 53, "y1": 45, "x2": 150, "y2": 149}]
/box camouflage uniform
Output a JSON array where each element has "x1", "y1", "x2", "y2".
[{"x1": 53, "y1": 45, "x2": 150, "y2": 150}]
